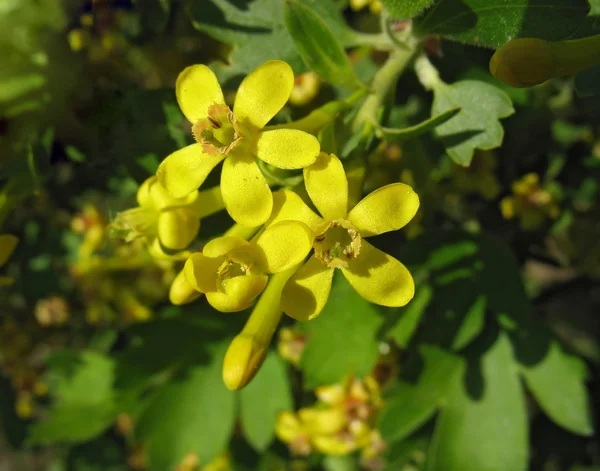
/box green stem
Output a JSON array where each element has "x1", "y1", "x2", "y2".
[
  {"x1": 352, "y1": 45, "x2": 417, "y2": 132},
  {"x1": 553, "y1": 34, "x2": 600, "y2": 77},
  {"x1": 223, "y1": 223, "x2": 260, "y2": 240},
  {"x1": 413, "y1": 53, "x2": 443, "y2": 91},
  {"x1": 242, "y1": 265, "x2": 297, "y2": 343}
]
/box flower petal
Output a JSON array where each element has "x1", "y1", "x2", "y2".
[
  {"x1": 0, "y1": 235, "x2": 18, "y2": 268},
  {"x1": 157, "y1": 144, "x2": 225, "y2": 199},
  {"x1": 176, "y1": 64, "x2": 224, "y2": 124},
  {"x1": 256, "y1": 129, "x2": 319, "y2": 169},
  {"x1": 268, "y1": 190, "x2": 322, "y2": 230},
  {"x1": 136, "y1": 176, "x2": 155, "y2": 208},
  {"x1": 221, "y1": 154, "x2": 272, "y2": 227},
  {"x1": 184, "y1": 252, "x2": 221, "y2": 293},
  {"x1": 169, "y1": 269, "x2": 202, "y2": 305},
  {"x1": 281, "y1": 255, "x2": 333, "y2": 321},
  {"x1": 207, "y1": 274, "x2": 268, "y2": 312},
  {"x1": 157, "y1": 208, "x2": 200, "y2": 250},
  {"x1": 347, "y1": 183, "x2": 419, "y2": 237},
  {"x1": 234, "y1": 60, "x2": 294, "y2": 129},
  {"x1": 342, "y1": 240, "x2": 414, "y2": 307},
  {"x1": 304, "y1": 152, "x2": 348, "y2": 220},
  {"x1": 203, "y1": 236, "x2": 249, "y2": 258},
  {"x1": 255, "y1": 221, "x2": 314, "y2": 273}
]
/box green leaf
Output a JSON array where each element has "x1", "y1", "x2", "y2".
[
  {"x1": 380, "y1": 0, "x2": 436, "y2": 19},
  {"x1": 387, "y1": 285, "x2": 432, "y2": 348},
  {"x1": 425, "y1": 331, "x2": 528, "y2": 471},
  {"x1": 378, "y1": 346, "x2": 462, "y2": 444},
  {"x1": 575, "y1": 65, "x2": 600, "y2": 96},
  {"x1": 240, "y1": 352, "x2": 293, "y2": 451},
  {"x1": 476, "y1": 236, "x2": 594, "y2": 437},
  {"x1": 186, "y1": 0, "x2": 351, "y2": 81},
  {"x1": 432, "y1": 80, "x2": 514, "y2": 166},
  {"x1": 452, "y1": 295, "x2": 486, "y2": 351},
  {"x1": 284, "y1": 0, "x2": 362, "y2": 89},
  {"x1": 299, "y1": 273, "x2": 384, "y2": 388},
  {"x1": 414, "y1": 0, "x2": 595, "y2": 48},
  {"x1": 378, "y1": 107, "x2": 460, "y2": 141},
  {"x1": 589, "y1": 0, "x2": 600, "y2": 14},
  {"x1": 28, "y1": 351, "x2": 133, "y2": 445},
  {"x1": 135, "y1": 340, "x2": 236, "y2": 470}
]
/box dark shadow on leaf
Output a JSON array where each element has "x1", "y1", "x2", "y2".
[
  {"x1": 439, "y1": 129, "x2": 484, "y2": 149},
  {"x1": 188, "y1": 0, "x2": 271, "y2": 37},
  {"x1": 413, "y1": 0, "x2": 477, "y2": 36}
]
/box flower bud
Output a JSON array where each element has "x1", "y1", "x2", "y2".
[
  {"x1": 490, "y1": 38, "x2": 555, "y2": 88},
  {"x1": 169, "y1": 269, "x2": 201, "y2": 305},
  {"x1": 222, "y1": 333, "x2": 267, "y2": 391}
]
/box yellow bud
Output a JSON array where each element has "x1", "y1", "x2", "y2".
[
  {"x1": 490, "y1": 38, "x2": 555, "y2": 88},
  {"x1": 157, "y1": 208, "x2": 200, "y2": 250},
  {"x1": 169, "y1": 269, "x2": 201, "y2": 305},
  {"x1": 222, "y1": 333, "x2": 267, "y2": 391}
]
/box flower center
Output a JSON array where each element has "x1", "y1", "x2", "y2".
[
  {"x1": 314, "y1": 219, "x2": 362, "y2": 269},
  {"x1": 216, "y1": 259, "x2": 248, "y2": 291},
  {"x1": 192, "y1": 103, "x2": 241, "y2": 156}
]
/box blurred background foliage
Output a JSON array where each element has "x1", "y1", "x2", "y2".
[{"x1": 0, "y1": 0, "x2": 599, "y2": 470}]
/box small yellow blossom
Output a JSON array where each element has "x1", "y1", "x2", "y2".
[
  {"x1": 157, "y1": 60, "x2": 320, "y2": 227},
  {"x1": 113, "y1": 176, "x2": 223, "y2": 258},
  {"x1": 289, "y1": 72, "x2": 321, "y2": 107},
  {"x1": 452, "y1": 151, "x2": 502, "y2": 201},
  {"x1": 277, "y1": 327, "x2": 307, "y2": 366},
  {"x1": 184, "y1": 221, "x2": 314, "y2": 312},
  {"x1": 34, "y1": 296, "x2": 70, "y2": 326},
  {"x1": 500, "y1": 173, "x2": 560, "y2": 230},
  {"x1": 0, "y1": 234, "x2": 18, "y2": 286},
  {"x1": 267, "y1": 152, "x2": 419, "y2": 321},
  {"x1": 350, "y1": 0, "x2": 382, "y2": 14},
  {"x1": 276, "y1": 376, "x2": 383, "y2": 457},
  {"x1": 71, "y1": 204, "x2": 106, "y2": 259}
]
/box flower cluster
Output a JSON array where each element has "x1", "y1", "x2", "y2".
[
  {"x1": 275, "y1": 375, "x2": 385, "y2": 467},
  {"x1": 500, "y1": 172, "x2": 560, "y2": 230},
  {"x1": 114, "y1": 60, "x2": 420, "y2": 389}
]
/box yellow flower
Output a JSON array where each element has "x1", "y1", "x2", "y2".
[
  {"x1": 184, "y1": 221, "x2": 314, "y2": 312},
  {"x1": 289, "y1": 72, "x2": 321, "y2": 107},
  {"x1": 112, "y1": 176, "x2": 223, "y2": 258},
  {"x1": 500, "y1": 173, "x2": 560, "y2": 230},
  {"x1": 452, "y1": 150, "x2": 502, "y2": 201},
  {"x1": 349, "y1": 0, "x2": 382, "y2": 14},
  {"x1": 157, "y1": 60, "x2": 321, "y2": 227},
  {"x1": 277, "y1": 327, "x2": 307, "y2": 366},
  {"x1": 0, "y1": 234, "x2": 18, "y2": 286},
  {"x1": 267, "y1": 152, "x2": 419, "y2": 321}
]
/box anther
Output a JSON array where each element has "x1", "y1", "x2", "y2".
[{"x1": 208, "y1": 116, "x2": 222, "y2": 129}]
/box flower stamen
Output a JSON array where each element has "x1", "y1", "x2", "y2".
[{"x1": 314, "y1": 220, "x2": 362, "y2": 269}]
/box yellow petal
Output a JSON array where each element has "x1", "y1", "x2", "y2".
[
  {"x1": 221, "y1": 154, "x2": 272, "y2": 227},
  {"x1": 268, "y1": 190, "x2": 323, "y2": 230},
  {"x1": 275, "y1": 412, "x2": 304, "y2": 443},
  {"x1": 281, "y1": 255, "x2": 333, "y2": 321},
  {"x1": 347, "y1": 183, "x2": 419, "y2": 237},
  {"x1": 256, "y1": 129, "x2": 319, "y2": 169},
  {"x1": 299, "y1": 407, "x2": 347, "y2": 435},
  {"x1": 233, "y1": 60, "x2": 294, "y2": 129},
  {"x1": 136, "y1": 176, "x2": 155, "y2": 208},
  {"x1": 157, "y1": 144, "x2": 225, "y2": 199},
  {"x1": 150, "y1": 176, "x2": 198, "y2": 210},
  {"x1": 342, "y1": 240, "x2": 414, "y2": 307},
  {"x1": 304, "y1": 152, "x2": 348, "y2": 220},
  {"x1": 203, "y1": 236, "x2": 249, "y2": 258},
  {"x1": 176, "y1": 64, "x2": 225, "y2": 124},
  {"x1": 192, "y1": 185, "x2": 225, "y2": 219},
  {"x1": 157, "y1": 208, "x2": 200, "y2": 250},
  {"x1": 184, "y1": 253, "x2": 221, "y2": 293},
  {"x1": 312, "y1": 435, "x2": 355, "y2": 455},
  {"x1": 206, "y1": 274, "x2": 268, "y2": 312},
  {"x1": 0, "y1": 235, "x2": 18, "y2": 268},
  {"x1": 255, "y1": 221, "x2": 314, "y2": 273},
  {"x1": 169, "y1": 269, "x2": 202, "y2": 305}
]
